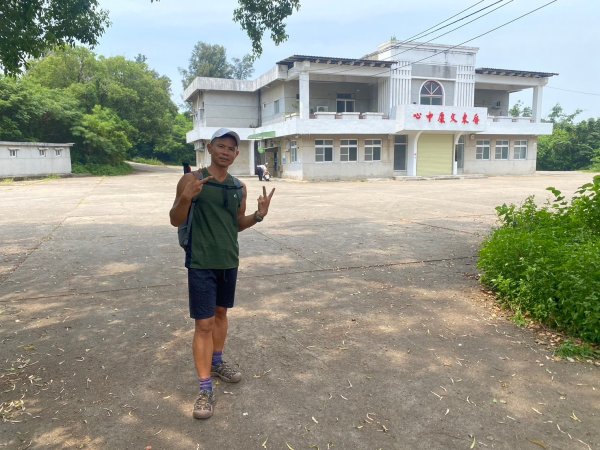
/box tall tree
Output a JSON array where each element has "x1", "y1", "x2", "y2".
[
  {"x1": 0, "y1": 0, "x2": 109, "y2": 75},
  {"x1": 231, "y1": 55, "x2": 255, "y2": 80},
  {"x1": 179, "y1": 42, "x2": 254, "y2": 88},
  {"x1": 1, "y1": 1, "x2": 299, "y2": 75}
]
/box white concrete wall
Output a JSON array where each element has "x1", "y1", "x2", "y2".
[
  {"x1": 260, "y1": 82, "x2": 286, "y2": 125},
  {"x1": 474, "y1": 89, "x2": 510, "y2": 116},
  {"x1": 463, "y1": 136, "x2": 537, "y2": 175},
  {"x1": 204, "y1": 91, "x2": 259, "y2": 128},
  {"x1": 0, "y1": 142, "x2": 72, "y2": 177},
  {"x1": 296, "y1": 135, "x2": 394, "y2": 181}
]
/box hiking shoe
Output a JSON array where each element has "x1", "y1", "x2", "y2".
[
  {"x1": 211, "y1": 361, "x2": 242, "y2": 383},
  {"x1": 193, "y1": 390, "x2": 216, "y2": 419}
]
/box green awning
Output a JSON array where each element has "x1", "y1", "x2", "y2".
[{"x1": 247, "y1": 131, "x2": 276, "y2": 140}]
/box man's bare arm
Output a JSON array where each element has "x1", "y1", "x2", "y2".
[{"x1": 169, "y1": 172, "x2": 213, "y2": 227}]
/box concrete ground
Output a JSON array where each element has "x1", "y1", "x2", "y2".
[{"x1": 0, "y1": 168, "x2": 598, "y2": 450}]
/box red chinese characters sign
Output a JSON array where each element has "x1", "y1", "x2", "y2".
[{"x1": 412, "y1": 111, "x2": 480, "y2": 126}]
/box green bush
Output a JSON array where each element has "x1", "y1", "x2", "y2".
[
  {"x1": 478, "y1": 176, "x2": 600, "y2": 343},
  {"x1": 72, "y1": 162, "x2": 133, "y2": 176}
]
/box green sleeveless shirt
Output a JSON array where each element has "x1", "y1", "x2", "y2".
[{"x1": 185, "y1": 168, "x2": 242, "y2": 269}]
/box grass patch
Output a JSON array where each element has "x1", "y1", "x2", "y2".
[
  {"x1": 0, "y1": 178, "x2": 14, "y2": 185},
  {"x1": 72, "y1": 162, "x2": 134, "y2": 176},
  {"x1": 131, "y1": 157, "x2": 165, "y2": 166},
  {"x1": 554, "y1": 339, "x2": 600, "y2": 360}
]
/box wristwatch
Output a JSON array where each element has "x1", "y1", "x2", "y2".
[{"x1": 254, "y1": 211, "x2": 264, "y2": 222}]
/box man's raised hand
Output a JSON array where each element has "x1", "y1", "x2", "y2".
[{"x1": 257, "y1": 185, "x2": 275, "y2": 216}]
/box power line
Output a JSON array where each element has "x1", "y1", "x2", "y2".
[
  {"x1": 547, "y1": 86, "x2": 600, "y2": 97},
  {"x1": 390, "y1": 0, "x2": 506, "y2": 51},
  {"x1": 293, "y1": 0, "x2": 557, "y2": 82}
]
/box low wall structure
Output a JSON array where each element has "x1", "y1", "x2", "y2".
[{"x1": 0, "y1": 142, "x2": 73, "y2": 178}]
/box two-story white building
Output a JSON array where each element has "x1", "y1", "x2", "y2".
[{"x1": 184, "y1": 40, "x2": 556, "y2": 180}]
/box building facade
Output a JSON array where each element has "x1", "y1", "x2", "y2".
[
  {"x1": 184, "y1": 41, "x2": 556, "y2": 180},
  {"x1": 0, "y1": 142, "x2": 73, "y2": 178}
]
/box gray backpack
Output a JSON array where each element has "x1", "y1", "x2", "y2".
[{"x1": 177, "y1": 171, "x2": 242, "y2": 250}]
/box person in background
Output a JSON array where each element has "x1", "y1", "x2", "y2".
[{"x1": 256, "y1": 162, "x2": 267, "y2": 181}]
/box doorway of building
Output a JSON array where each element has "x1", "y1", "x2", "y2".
[
  {"x1": 264, "y1": 148, "x2": 280, "y2": 177},
  {"x1": 394, "y1": 135, "x2": 407, "y2": 172}
]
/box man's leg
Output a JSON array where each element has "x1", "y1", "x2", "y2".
[
  {"x1": 212, "y1": 306, "x2": 228, "y2": 353},
  {"x1": 192, "y1": 317, "x2": 217, "y2": 419},
  {"x1": 210, "y1": 270, "x2": 242, "y2": 383},
  {"x1": 193, "y1": 317, "x2": 215, "y2": 380}
]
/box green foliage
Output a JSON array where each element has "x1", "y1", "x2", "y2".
[
  {"x1": 478, "y1": 176, "x2": 600, "y2": 343},
  {"x1": 554, "y1": 339, "x2": 600, "y2": 360},
  {"x1": 233, "y1": 0, "x2": 301, "y2": 58},
  {"x1": 0, "y1": 1, "x2": 109, "y2": 75},
  {"x1": 508, "y1": 100, "x2": 531, "y2": 118},
  {"x1": 71, "y1": 105, "x2": 134, "y2": 165},
  {"x1": 179, "y1": 42, "x2": 254, "y2": 88},
  {"x1": 537, "y1": 104, "x2": 599, "y2": 171},
  {"x1": 2, "y1": 1, "x2": 299, "y2": 76},
  {"x1": 7, "y1": 46, "x2": 187, "y2": 167},
  {"x1": 152, "y1": 113, "x2": 195, "y2": 164},
  {"x1": 131, "y1": 157, "x2": 164, "y2": 165},
  {"x1": 72, "y1": 162, "x2": 133, "y2": 176}
]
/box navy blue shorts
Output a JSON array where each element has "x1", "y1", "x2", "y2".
[{"x1": 188, "y1": 268, "x2": 238, "y2": 320}]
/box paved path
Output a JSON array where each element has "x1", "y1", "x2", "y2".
[{"x1": 0, "y1": 170, "x2": 598, "y2": 449}]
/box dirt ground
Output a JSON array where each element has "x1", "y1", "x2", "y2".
[{"x1": 0, "y1": 168, "x2": 598, "y2": 450}]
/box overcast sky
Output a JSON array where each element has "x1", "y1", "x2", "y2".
[{"x1": 94, "y1": 0, "x2": 598, "y2": 120}]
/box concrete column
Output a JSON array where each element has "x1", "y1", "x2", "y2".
[
  {"x1": 299, "y1": 71, "x2": 310, "y2": 119},
  {"x1": 407, "y1": 132, "x2": 421, "y2": 176},
  {"x1": 532, "y1": 86, "x2": 543, "y2": 123},
  {"x1": 248, "y1": 141, "x2": 255, "y2": 175}
]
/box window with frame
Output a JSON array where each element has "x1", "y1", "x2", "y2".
[
  {"x1": 495, "y1": 140, "x2": 509, "y2": 160},
  {"x1": 420, "y1": 81, "x2": 443, "y2": 105},
  {"x1": 274, "y1": 99, "x2": 280, "y2": 114},
  {"x1": 340, "y1": 139, "x2": 358, "y2": 162},
  {"x1": 364, "y1": 139, "x2": 382, "y2": 161},
  {"x1": 476, "y1": 140, "x2": 491, "y2": 160},
  {"x1": 39, "y1": 148, "x2": 47, "y2": 157},
  {"x1": 315, "y1": 139, "x2": 333, "y2": 162},
  {"x1": 290, "y1": 140, "x2": 298, "y2": 163},
  {"x1": 514, "y1": 140, "x2": 528, "y2": 160},
  {"x1": 9, "y1": 149, "x2": 18, "y2": 157},
  {"x1": 55, "y1": 149, "x2": 63, "y2": 157},
  {"x1": 336, "y1": 93, "x2": 355, "y2": 113}
]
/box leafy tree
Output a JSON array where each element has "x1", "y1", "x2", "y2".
[
  {"x1": 153, "y1": 113, "x2": 196, "y2": 164},
  {"x1": 233, "y1": 0, "x2": 301, "y2": 57},
  {"x1": 508, "y1": 100, "x2": 531, "y2": 118},
  {"x1": 231, "y1": 55, "x2": 255, "y2": 80},
  {"x1": 180, "y1": 43, "x2": 232, "y2": 88},
  {"x1": 1, "y1": 1, "x2": 299, "y2": 75},
  {"x1": 71, "y1": 105, "x2": 134, "y2": 164},
  {"x1": 0, "y1": 76, "x2": 80, "y2": 143},
  {"x1": 0, "y1": 0, "x2": 109, "y2": 75},
  {"x1": 547, "y1": 103, "x2": 583, "y2": 125},
  {"x1": 26, "y1": 47, "x2": 178, "y2": 159},
  {"x1": 538, "y1": 105, "x2": 600, "y2": 171},
  {"x1": 180, "y1": 42, "x2": 255, "y2": 88}
]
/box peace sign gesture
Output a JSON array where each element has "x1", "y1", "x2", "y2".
[{"x1": 257, "y1": 185, "x2": 275, "y2": 217}]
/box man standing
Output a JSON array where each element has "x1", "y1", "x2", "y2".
[{"x1": 169, "y1": 128, "x2": 275, "y2": 419}]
